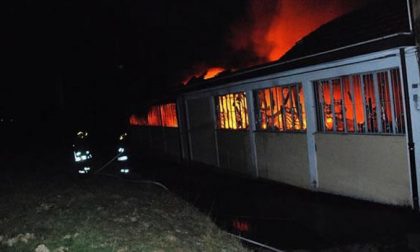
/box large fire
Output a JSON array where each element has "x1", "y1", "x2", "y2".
[
  {"x1": 231, "y1": 0, "x2": 366, "y2": 61},
  {"x1": 183, "y1": 1, "x2": 365, "y2": 85}
]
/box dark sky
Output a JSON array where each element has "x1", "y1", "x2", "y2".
[
  {"x1": 3, "y1": 0, "x2": 252, "y2": 126},
  {"x1": 3, "y1": 0, "x2": 373, "y2": 129}
]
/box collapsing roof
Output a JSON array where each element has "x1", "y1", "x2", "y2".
[{"x1": 181, "y1": 0, "x2": 414, "y2": 92}]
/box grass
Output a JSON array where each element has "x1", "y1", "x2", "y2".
[{"x1": 0, "y1": 175, "x2": 248, "y2": 252}]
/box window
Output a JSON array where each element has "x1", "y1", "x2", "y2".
[
  {"x1": 216, "y1": 92, "x2": 249, "y2": 130},
  {"x1": 254, "y1": 84, "x2": 306, "y2": 132},
  {"x1": 159, "y1": 103, "x2": 178, "y2": 127},
  {"x1": 314, "y1": 69, "x2": 404, "y2": 134},
  {"x1": 132, "y1": 103, "x2": 178, "y2": 128}
]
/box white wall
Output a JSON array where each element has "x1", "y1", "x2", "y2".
[
  {"x1": 256, "y1": 132, "x2": 310, "y2": 189},
  {"x1": 316, "y1": 134, "x2": 412, "y2": 206}
]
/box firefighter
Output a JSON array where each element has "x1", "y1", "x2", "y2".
[
  {"x1": 72, "y1": 131, "x2": 93, "y2": 175},
  {"x1": 116, "y1": 132, "x2": 130, "y2": 175}
]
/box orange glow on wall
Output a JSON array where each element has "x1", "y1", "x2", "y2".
[{"x1": 130, "y1": 103, "x2": 178, "y2": 128}]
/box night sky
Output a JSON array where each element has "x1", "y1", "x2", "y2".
[
  {"x1": 3, "y1": 0, "x2": 372, "y2": 132},
  {"x1": 4, "y1": 1, "x2": 251, "y2": 126}
]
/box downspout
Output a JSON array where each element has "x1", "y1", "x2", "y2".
[{"x1": 400, "y1": 48, "x2": 419, "y2": 210}]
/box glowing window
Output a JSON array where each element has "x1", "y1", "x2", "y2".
[
  {"x1": 314, "y1": 69, "x2": 405, "y2": 134},
  {"x1": 254, "y1": 84, "x2": 306, "y2": 132},
  {"x1": 216, "y1": 92, "x2": 249, "y2": 130},
  {"x1": 130, "y1": 103, "x2": 178, "y2": 128}
]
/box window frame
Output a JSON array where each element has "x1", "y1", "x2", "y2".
[
  {"x1": 215, "y1": 92, "x2": 249, "y2": 131},
  {"x1": 313, "y1": 68, "x2": 405, "y2": 135},
  {"x1": 253, "y1": 83, "x2": 307, "y2": 133}
]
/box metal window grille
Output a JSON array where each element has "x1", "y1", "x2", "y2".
[
  {"x1": 254, "y1": 84, "x2": 306, "y2": 132},
  {"x1": 314, "y1": 69, "x2": 405, "y2": 134},
  {"x1": 216, "y1": 92, "x2": 249, "y2": 130}
]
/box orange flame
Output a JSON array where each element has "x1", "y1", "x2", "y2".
[
  {"x1": 129, "y1": 103, "x2": 178, "y2": 128},
  {"x1": 183, "y1": 66, "x2": 225, "y2": 85},
  {"x1": 231, "y1": 1, "x2": 365, "y2": 61},
  {"x1": 217, "y1": 92, "x2": 249, "y2": 130},
  {"x1": 204, "y1": 67, "x2": 225, "y2": 79},
  {"x1": 129, "y1": 114, "x2": 147, "y2": 126}
]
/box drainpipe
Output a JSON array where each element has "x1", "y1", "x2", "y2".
[{"x1": 400, "y1": 48, "x2": 419, "y2": 211}]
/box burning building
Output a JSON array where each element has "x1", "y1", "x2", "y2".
[{"x1": 132, "y1": 0, "x2": 420, "y2": 209}]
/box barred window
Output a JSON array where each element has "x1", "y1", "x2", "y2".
[
  {"x1": 314, "y1": 69, "x2": 404, "y2": 134},
  {"x1": 254, "y1": 84, "x2": 306, "y2": 131},
  {"x1": 216, "y1": 92, "x2": 249, "y2": 130},
  {"x1": 134, "y1": 103, "x2": 178, "y2": 127}
]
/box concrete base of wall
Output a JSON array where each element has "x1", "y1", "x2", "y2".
[
  {"x1": 256, "y1": 132, "x2": 310, "y2": 189},
  {"x1": 217, "y1": 130, "x2": 253, "y2": 175},
  {"x1": 316, "y1": 133, "x2": 412, "y2": 206}
]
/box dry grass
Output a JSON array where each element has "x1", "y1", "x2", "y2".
[{"x1": 0, "y1": 176, "x2": 247, "y2": 252}]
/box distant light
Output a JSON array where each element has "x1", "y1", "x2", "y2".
[
  {"x1": 118, "y1": 156, "x2": 128, "y2": 161},
  {"x1": 120, "y1": 168, "x2": 129, "y2": 174},
  {"x1": 118, "y1": 148, "x2": 125, "y2": 153},
  {"x1": 78, "y1": 170, "x2": 86, "y2": 174},
  {"x1": 83, "y1": 167, "x2": 91, "y2": 171}
]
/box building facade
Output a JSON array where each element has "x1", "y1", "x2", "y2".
[{"x1": 133, "y1": 0, "x2": 420, "y2": 209}]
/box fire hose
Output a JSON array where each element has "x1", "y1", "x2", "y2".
[
  {"x1": 93, "y1": 153, "x2": 169, "y2": 191},
  {"x1": 93, "y1": 152, "x2": 122, "y2": 175},
  {"x1": 92, "y1": 153, "x2": 282, "y2": 251},
  {"x1": 228, "y1": 233, "x2": 284, "y2": 252}
]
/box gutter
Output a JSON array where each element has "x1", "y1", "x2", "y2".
[{"x1": 185, "y1": 32, "x2": 413, "y2": 90}]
